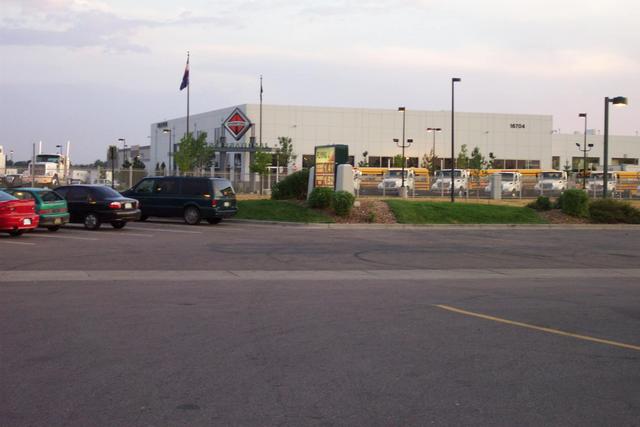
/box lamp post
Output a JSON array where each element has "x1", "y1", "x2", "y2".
[
  {"x1": 56, "y1": 144, "x2": 62, "y2": 155},
  {"x1": 162, "y1": 129, "x2": 172, "y2": 175},
  {"x1": 603, "y1": 96, "x2": 628, "y2": 198},
  {"x1": 426, "y1": 127, "x2": 442, "y2": 169},
  {"x1": 398, "y1": 107, "x2": 407, "y2": 196},
  {"x1": 577, "y1": 113, "x2": 592, "y2": 189},
  {"x1": 118, "y1": 138, "x2": 126, "y2": 168},
  {"x1": 451, "y1": 77, "x2": 461, "y2": 202}
]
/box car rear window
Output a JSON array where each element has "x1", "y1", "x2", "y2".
[
  {"x1": 40, "y1": 190, "x2": 64, "y2": 202},
  {"x1": 213, "y1": 180, "x2": 235, "y2": 197},
  {"x1": 7, "y1": 190, "x2": 34, "y2": 200},
  {"x1": 0, "y1": 190, "x2": 16, "y2": 201},
  {"x1": 91, "y1": 186, "x2": 124, "y2": 198}
]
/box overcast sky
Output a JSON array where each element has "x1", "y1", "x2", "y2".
[{"x1": 1, "y1": 0, "x2": 639, "y2": 163}]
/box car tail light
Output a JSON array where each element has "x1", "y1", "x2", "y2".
[
  {"x1": 211, "y1": 200, "x2": 218, "y2": 207},
  {"x1": 40, "y1": 208, "x2": 52, "y2": 214},
  {"x1": 109, "y1": 201, "x2": 122, "y2": 209}
]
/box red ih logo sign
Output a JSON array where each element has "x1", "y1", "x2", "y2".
[{"x1": 223, "y1": 108, "x2": 252, "y2": 140}]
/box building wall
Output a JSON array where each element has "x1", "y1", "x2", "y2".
[
  {"x1": 551, "y1": 134, "x2": 640, "y2": 170},
  {"x1": 150, "y1": 104, "x2": 555, "y2": 175}
]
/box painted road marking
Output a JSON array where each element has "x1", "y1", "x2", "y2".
[
  {"x1": 30, "y1": 234, "x2": 98, "y2": 241},
  {"x1": 1, "y1": 268, "x2": 640, "y2": 282},
  {"x1": 125, "y1": 226, "x2": 201, "y2": 234},
  {"x1": 436, "y1": 304, "x2": 640, "y2": 352},
  {"x1": 0, "y1": 240, "x2": 35, "y2": 246}
]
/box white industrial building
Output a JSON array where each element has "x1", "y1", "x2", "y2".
[{"x1": 149, "y1": 104, "x2": 640, "y2": 177}]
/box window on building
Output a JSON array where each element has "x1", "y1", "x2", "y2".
[
  {"x1": 381, "y1": 157, "x2": 393, "y2": 168},
  {"x1": 552, "y1": 156, "x2": 560, "y2": 170},
  {"x1": 492, "y1": 159, "x2": 505, "y2": 169},
  {"x1": 505, "y1": 159, "x2": 517, "y2": 169},
  {"x1": 612, "y1": 157, "x2": 639, "y2": 166},
  {"x1": 406, "y1": 157, "x2": 419, "y2": 168},
  {"x1": 572, "y1": 157, "x2": 600, "y2": 171},
  {"x1": 348, "y1": 155, "x2": 355, "y2": 166},
  {"x1": 528, "y1": 160, "x2": 541, "y2": 169},
  {"x1": 368, "y1": 156, "x2": 381, "y2": 167},
  {"x1": 516, "y1": 160, "x2": 527, "y2": 169}
]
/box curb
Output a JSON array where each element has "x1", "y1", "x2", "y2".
[{"x1": 227, "y1": 219, "x2": 640, "y2": 230}]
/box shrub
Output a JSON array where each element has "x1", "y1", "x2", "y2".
[
  {"x1": 332, "y1": 191, "x2": 356, "y2": 217},
  {"x1": 557, "y1": 189, "x2": 589, "y2": 217},
  {"x1": 308, "y1": 187, "x2": 334, "y2": 209},
  {"x1": 526, "y1": 196, "x2": 552, "y2": 211},
  {"x1": 271, "y1": 169, "x2": 309, "y2": 200},
  {"x1": 589, "y1": 199, "x2": 640, "y2": 224}
]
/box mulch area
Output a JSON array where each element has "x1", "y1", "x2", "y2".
[
  {"x1": 333, "y1": 200, "x2": 397, "y2": 224},
  {"x1": 537, "y1": 209, "x2": 591, "y2": 224}
]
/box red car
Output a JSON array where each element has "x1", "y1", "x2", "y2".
[{"x1": 0, "y1": 190, "x2": 39, "y2": 236}]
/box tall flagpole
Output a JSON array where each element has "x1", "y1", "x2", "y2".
[
  {"x1": 259, "y1": 75, "x2": 263, "y2": 147},
  {"x1": 186, "y1": 51, "x2": 190, "y2": 137}
]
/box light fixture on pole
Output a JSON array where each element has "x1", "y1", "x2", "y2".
[
  {"x1": 451, "y1": 77, "x2": 461, "y2": 202},
  {"x1": 603, "y1": 96, "x2": 628, "y2": 198},
  {"x1": 162, "y1": 129, "x2": 172, "y2": 175},
  {"x1": 56, "y1": 144, "x2": 62, "y2": 155}
]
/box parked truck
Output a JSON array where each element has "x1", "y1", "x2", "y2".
[
  {"x1": 586, "y1": 171, "x2": 618, "y2": 194},
  {"x1": 431, "y1": 169, "x2": 469, "y2": 194},
  {"x1": 377, "y1": 168, "x2": 415, "y2": 193},
  {"x1": 22, "y1": 142, "x2": 71, "y2": 187},
  {"x1": 534, "y1": 170, "x2": 567, "y2": 193},
  {"x1": 484, "y1": 171, "x2": 522, "y2": 197}
]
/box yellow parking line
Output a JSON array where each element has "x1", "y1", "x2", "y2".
[{"x1": 436, "y1": 304, "x2": 640, "y2": 352}]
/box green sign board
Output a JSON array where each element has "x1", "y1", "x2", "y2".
[{"x1": 314, "y1": 144, "x2": 348, "y2": 189}]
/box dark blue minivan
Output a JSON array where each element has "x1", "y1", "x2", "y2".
[{"x1": 122, "y1": 176, "x2": 237, "y2": 225}]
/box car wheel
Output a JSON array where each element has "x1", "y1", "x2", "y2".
[
  {"x1": 111, "y1": 221, "x2": 126, "y2": 229},
  {"x1": 184, "y1": 207, "x2": 201, "y2": 225},
  {"x1": 84, "y1": 213, "x2": 101, "y2": 230},
  {"x1": 47, "y1": 226, "x2": 60, "y2": 232},
  {"x1": 138, "y1": 215, "x2": 148, "y2": 222},
  {"x1": 206, "y1": 218, "x2": 222, "y2": 225},
  {"x1": 9, "y1": 229, "x2": 24, "y2": 237}
]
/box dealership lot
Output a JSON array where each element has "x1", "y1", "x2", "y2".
[{"x1": 1, "y1": 222, "x2": 639, "y2": 426}]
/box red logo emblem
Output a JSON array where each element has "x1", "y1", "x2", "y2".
[{"x1": 223, "y1": 108, "x2": 252, "y2": 140}]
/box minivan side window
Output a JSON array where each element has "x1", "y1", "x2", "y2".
[
  {"x1": 155, "y1": 179, "x2": 178, "y2": 194},
  {"x1": 181, "y1": 179, "x2": 209, "y2": 196},
  {"x1": 134, "y1": 179, "x2": 155, "y2": 194}
]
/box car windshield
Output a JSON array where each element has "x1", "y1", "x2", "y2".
[
  {"x1": 590, "y1": 173, "x2": 613, "y2": 180},
  {"x1": 36, "y1": 155, "x2": 61, "y2": 163},
  {"x1": 40, "y1": 190, "x2": 64, "y2": 202},
  {"x1": 385, "y1": 170, "x2": 408, "y2": 178},
  {"x1": 91, "y1": 186, "x2": 123, "y2": 198},
  {"x1": 213, "y1": 180, "x2": 235, "y2": 197},
  {"x1": 541, "y1": 172, "x2": 563, "y2": 179},
  {"x1": 0, "y1": 190, "x2": 16, "y2": 201},
  {"x1": 437, "y1": 170, "x2": 461, "y2": 178},
  {"x1": 500, "y1": 173, "x2": 515, "y2": 181}
]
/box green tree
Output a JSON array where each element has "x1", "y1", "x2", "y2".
[
  {"x1": 486, "y1": 152, "x2": 496, "y2": 169},
  {"x1": 132, "y1": 156, "x2": 146, "y2": 169},
  {"x1": 274, "y1": 136, "x2": 297, "y2": 168},
  {"x1": 469, "y1": 146, "x2": 484, "y2": 170},
  {"x1": 93, "y1": 159, "x2": 106, "y2": 168},
  {"x1": 251, "y1": 151, "x2": 274, "y2": 195},
  {"x1": 456, "y1": 144, "x2": 469, "y2": 169},
  {"x1": 392, "y1": 154, "x2": 404, "y2": 167},
  {"x1": 174, "y1": 132, "x2": 214, "y2": 174},
  {"x1": 421, "y1": 149, "x2": 440, "y2": 172}
]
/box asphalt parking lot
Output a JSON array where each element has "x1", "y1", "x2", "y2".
[{"x1": 1, "y1": 221, "x2": 639, "y2": 426}]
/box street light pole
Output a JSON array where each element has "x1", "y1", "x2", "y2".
[
  {"x1": 451, "y1": 77, "x2": 461, "y2": 202},
  {"x1": 398, "y1": 107, "x2": 406, "y2": 190},
  {"x1": 162, "y1": 129, "x2": 172, "y2": 175},
  {"x1": 578, "y1": 113, "x2": 588, "y2": 188},
  {"x1": 426, "y1": 127, "x2": 442, "y2": 170},
  {"x1": 603, "y1": 96, "x2": 628, "y2": 198}
]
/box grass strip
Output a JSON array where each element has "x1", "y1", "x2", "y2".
[
  {"x1": 386, "y1": 200, "x2": 547, "y2": 224},
  {"x1": 236, "y1": 200, "x2": 334, "y2": 223}
]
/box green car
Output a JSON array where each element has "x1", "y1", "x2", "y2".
[{"x1": 4, "y1": 188, "x2": 70, "y2": 231}]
